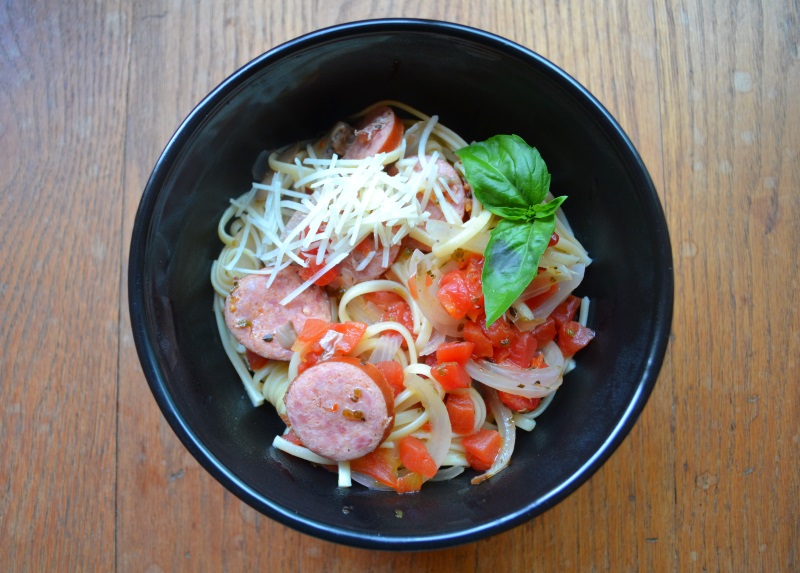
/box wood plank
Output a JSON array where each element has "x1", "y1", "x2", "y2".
[
  {"x1": 0, "y1": 0, "x2": 130, "y2": 570},
  {"x1": 654, "y1": 0, "x2": 800, "y2": 571}
]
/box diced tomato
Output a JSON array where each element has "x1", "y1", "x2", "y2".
[
  {"x1": 500, "y1": 331, "x2": 538, "y2": 368},
  {"x1": 364, "y1": 290, "x2": 403, "y2": 307},
  {"x1": 530, "y1": 316, "x2": 557, "y2": 347},
  {"x1": 430, "y1": 361, "x2": 472, "y2": 391},
  {"x1": 298, "y1": 251, "x2": 339, "y2": 286},
  {"x1": 291, "y1": 318, "x2": 331, "y2": 354},
  {"x1": 479, "y1": 315, "x2": 516, "y2": 349},
  {"x1": 245, "y1": 349, "x2": 269, "y2": 371},
  {"x1": 498, "y1": 391, "x2": 542, "y2": 413},
  {"x1": 548, "y1": 232, "x2": 560, "y2": 247},
  {"x1": 291, "y1": 319, "x2": 367, "y2": 371},
  {"x1": 552, "y1": 295, "x2": 582, "y2": 327},
  {"x1": 557, "y1": 320, "x2": 595, "y2": 357},
  {"x1": 462, "y1": 321, "x2": 493, "y2": 359},
  {"x1": 435, "y1": 341, "x2": 474, "y2": 365},
  {"x1": 462, "y1": 429, "x2": 502, "y2": 472},
  {"x1": 525, "y1": 284, "x2": 558, "y2": 309},
  {"x1": 395, "y1": 472, "x2": 425, "y2": 494},
  {"x1": 384, "y1": 301, "x2": 413, "y2": 334},
  {"x1": 350, "y1": 448, "x2": 400, "y2": 489},
  {"x1": 375, "y1": 360, "x2": 405, "y2": 397},
  {"x1": 437, "y1": 270, "x2": 472, "y2": 320},
  {"x1": 399, "y1": 436, "x2": 438, "y2": 479},
  {"x1": 445, "y1": 392, "x2": 475, "y2": 434},
  {"x1": 530, "y1": 353, "x2": 548, "y2": 369},
  {"x1": 462, "y1": 255, "x2": 485, "y2": 320}
]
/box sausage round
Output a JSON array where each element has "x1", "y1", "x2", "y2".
[
  {"x1": 327, "y1": 243, "x2": 401, "y2": 291},
  {"x1": 344, "y1": 106, "x2": 404, "y2": 159},
  {"x1": 283, "y1": 357, "x2": 395, "y2": 461},
  {"x1": 224, "y1": 266, "x2": 331, "y2": 362}
]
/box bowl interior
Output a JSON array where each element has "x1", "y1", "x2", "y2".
[{"x1": 130, "y1": 20, "x2": 672, "y2": 549}]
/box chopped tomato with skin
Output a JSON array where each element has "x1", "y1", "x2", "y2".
[
  {"x1": 435, "y1": 341, "x2": 474, "y2": 365},
  {"x1": 497, "y1": 391, "x2": 542, "y2": 413},
  {"x1": 298, "y1": 250, "x2": 339, "y2": 286},
  {"x1": 431, "y1": 361, "x2": 472, "y2": 391},
  {"x1": 479, "y1": 314, "x2": 516, "y2": 349},
  {"x1": 499, "y1": 330, "x2": 538, "y2": 368},
  {"x1": 437, "y1": 269, "x2": 471, "y2": 320},
  {"x1": 407, "y1": 275, "x2": 419, "y2": 299},
  {"x1": 350, "y1": 448, "x2": 400, "y2": 489},
  {"x1": 292, "y1": 319, "x2": 367, "y2": 372},
  {"x1": 525, "y1": 284, "x2": 558, "y2": 309},
  {"x1": 328, "y1": 321, "x2": 367, "y2": 354},
  {"x1": 395, "y1": 472, "x2": 425, "y2": 494},
  {"x1": 399, "y1": 436, "x2": 438, "y2": 479},
  {"x1": 462, "y1": 321, "x2": 493, "y2": 359},
  {"x1": 462, "y1": 429, "x2": 502, "y2": 472},
  {"x1": 375, "y1": 360, "x2": 405, "y2": 397},
  {"x1": 245, "y1": 349, "x2": 269, "y2": 371},
  {"x1": 445, "y1": 392, "x2": 475, "y2": 434},
  {"x1": 364, "y1": 291, "x2": 413, "y2": 346},
  {"x1": 462, "y1": 255, "x2": 485, "y2": 320},
  {"x1": 552, "y1": 295, "x2": 582, "y2": 327},
  {"x1": 557, "y1": 320, "x2": 595, "y2": 357},
  {"x1": 530, "y1": 316, "x2": 557, "y2": 347},
  {"x1": 548, "y1": 232, "x2": 560, "y2": 247},
  {"x1": 530, "y1": 353, "x2": 548, "y2": 369}
]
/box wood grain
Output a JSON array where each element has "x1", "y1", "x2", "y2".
[{"x1": 0, "y1": 0, "x2": 797, "y2": 571}]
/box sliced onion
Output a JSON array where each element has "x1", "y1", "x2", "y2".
[
  {"x1": 540, "y1": 341, "x2": 565, "y2": 372},
  {"x1": 471, "y1": 387, "x2": 515, "y2": 485},
  {"x1": 403, "y1": 374, "x2": 451, "y2": 466},
  {"x1": 368, "y1": 333, "x2": 403, "y2": 364},
  {"x1": 349, "y1": 471, "x2": 395, "y2": 491},
  {"x1": 413, "y1": 256, "x2": 464, "y2": 337},
  {"x1": 516, "y1": 264, "x2": 585, "y2": 331},
  {"x1": 419, "y1": 327, "x2": 446, "y2": 356},
  {"x1": 430, "y1": 465, "x2": 466, "y2": 482},
  {"x1": 464, "y1": 359, "x2": 563, "y2": 399},
  {"x1": 274, "y1": 321, "x2": 297, "y2": 349}
]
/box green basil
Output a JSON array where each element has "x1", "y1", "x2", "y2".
[{"x1": 456, "y1": 135, "x2": 566, "y2": 326}]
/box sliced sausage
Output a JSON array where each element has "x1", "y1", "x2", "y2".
[
  {"x1": 327, "y1": 242, "x2": 401, "y2": 291},
  {"x1": 313, "y1": 121, "x2": 355, "y2": 159},
  {"x1": 224, "y1": 267, "x2": 331, "y2": 362},
  {"x1": 283, "y1": 356, "x2": 395, "y2": 461},
  {"x1": 344, "y1": 106, "x2": 404, "y2": 159}
]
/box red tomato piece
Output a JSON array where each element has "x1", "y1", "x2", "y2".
[
  {"x1": 557, "y1": 320, "x2": 595, "y2": 357},
  {"x1": 445, "y1": 392, "x2": 475, "y2": 434},
  {"x1": 431, "y1": 361, "x2": 472, "y2": 391},
  {"x1": 399, "y1": 436, "x2": 438, "y2": 479},
  {"x1": 435, "y1": 341, "x2": 475, "y2": 365},
  {"x1": 298, "y1": 251, "x2": 339, "y2": 286},
  {"x1": 462, "y1": 429, "x2": 502, "y2": 472},
  {"x1": 350, "y1": 448, "x2": 400, "y2": 489},
  {"x1": 245, "y1": 349, "x2": 269, "y2": 371},
  {"x1": 329, "y1": 321, "x2": 368, "y2": 354},
  {"x1": 463, "y1": 255, "x2": 485, "y2": 320},
  {"x1": 437, "y1": 270, "x2": 472, "y2": 320},
  {"x1": 394, "y1": 471, "x2": 424, "y2": 494},
  {"x1": 462, "y1": 321, "x2": 493, "y2": 359},
  {"x1": 551, "y1": 295, "x2": 582, "y2": 327},
  {"x1": 500, "y1": 330, "x2": 538, "y2": 368},
  {"x1": 497, "y1": 391, "x2": 542, "y2": 413},
  {"x1": 375, "y1": 360, "x2": 405, "y2": 397},
  {"x1": 530, "y1": 316, "x2": 557, "y2": 347},
  {"x1": 479, "y1": 315, "x2": 517, "y2": 349},
  {"x1": 548, "y1": 232, "x2": 560, "y2": 247}
]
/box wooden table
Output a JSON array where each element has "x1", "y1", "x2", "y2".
[{"x1": 2, "y1": 1, "x2": 797, "y2": 570}]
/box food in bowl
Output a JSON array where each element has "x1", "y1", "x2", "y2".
[{"x1": 210, "y1": 101, "x2": 595, "y2": 493}]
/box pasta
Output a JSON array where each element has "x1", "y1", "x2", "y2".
[{"x1": 211, "y1": 101, "x2": 594, "y2": 492}]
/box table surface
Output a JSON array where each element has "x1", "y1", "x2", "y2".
[{"x1": 1, "y1": 1, "x2": 798, "y2": 571}]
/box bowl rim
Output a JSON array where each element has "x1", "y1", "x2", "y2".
[{"x1": 128, "y1": 17, "x2": 674, "y2": 550}]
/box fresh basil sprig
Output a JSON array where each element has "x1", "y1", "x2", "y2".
[{"x1": 456, "y1": 135, "x2": 566, "y2": 326}]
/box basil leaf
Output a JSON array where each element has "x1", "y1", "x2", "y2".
[
  {"x1": 482, "y1": 215, "x2": 557, "y2": 326},
  {"x1": 533, "y1": 195, "x2": 567, "y2": 218},
  {"x1": 456, "y1": 135, "x2": 551, "y2": 212}
]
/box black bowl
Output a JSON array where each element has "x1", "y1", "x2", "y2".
[{"x1": 129, "y1": 19, "x2": 673, "y2": 550}]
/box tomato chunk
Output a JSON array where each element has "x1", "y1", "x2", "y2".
[
  {"x1": 557, "y1": 320, "x2": 595, "y2": 357},
  {"x1": 375, "y1": 360, "x2": 405, "y2": 397},
  {"x1": 245, "y1": 349, "x2": 269, "y2": 371},
  {"x1": 552, "y1": 295, "x2": 582, "y2": 327},
  {"x1": 399, "y1": 436, "x2": 438, "y2": 479},
  {"x1": 350, "y1": 448, "x2": 400, "y2": 489},
  {"x1": 435, "y1": 341, "x2": 474, "y2": 365},
  {"x1": 462, "y1": 321, "x2": 493, "y2": 359},
  {"x1": 498, "y1": 391, "x2": 542, "y2": 413},
  {"x1": 462, "y1": 429, "x2": 502, "y2": 472},
  {"x1": 525, "y1": 284, "x2": 558, "y2": 309},
  {"x1": 500, "y1": 331, "x2": 537, "y2": 368},
  {"x1": 298, "y1": 250, "x2": 339, "y2": 286},
  {"x1": 430, "y1": 361, "x2": 472, "y2": 391},
  {"x1": 445, "y1": 392, "x2": 475, "y2": 434},
  {"x1": 530, "y1": 316, "x2": 557, "y2": 347},
  {"x1": 437, "y1": 270, "x2": 471, "y2": 320}
]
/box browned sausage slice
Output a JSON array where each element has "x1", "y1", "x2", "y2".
[
  {"x1": 344, "y1": 106, "x2": 404, "y2": 159},
  {"x1": 224, "y1": 267, "x2": 331, "y2": 361},
  {"x1": 283, "y1": 357, "x2": 395, "y2": 461}
]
